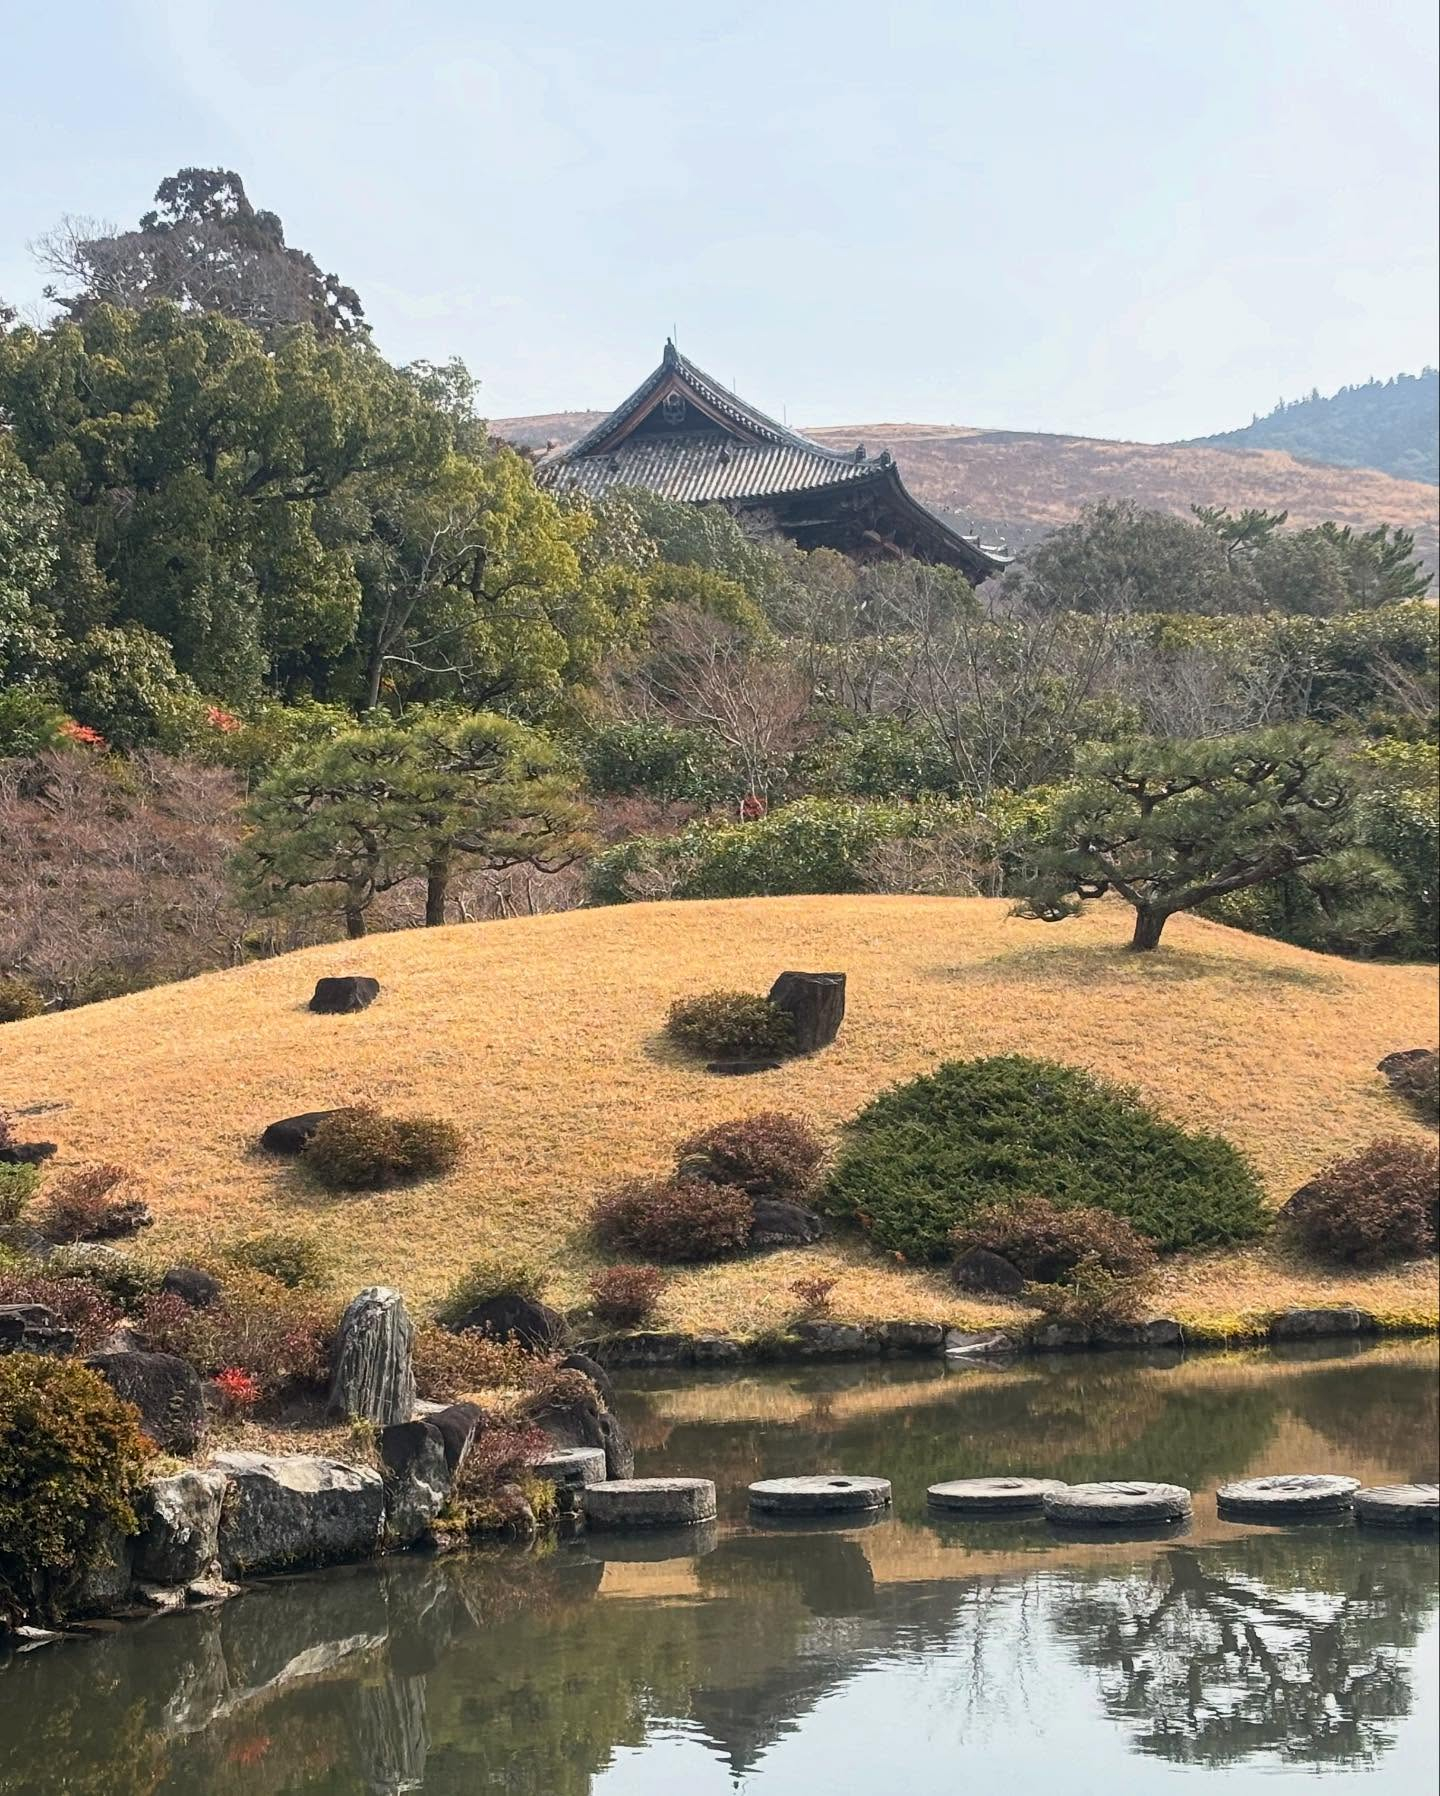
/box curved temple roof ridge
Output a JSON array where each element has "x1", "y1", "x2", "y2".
[{"x1": 539, "y1": 342, "x2": 1011, "y2": 581}]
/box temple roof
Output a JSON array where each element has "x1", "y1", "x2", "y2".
[{"x1": 538, "y1": 343, "x2": 1010, "y2": 578}]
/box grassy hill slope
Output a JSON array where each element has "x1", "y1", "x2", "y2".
[
  {"x1": 499, "y1": 412, "x2": 1439, "y2": 577},
  {"x1": 3, "y1": 896, "x2": 1435, "y2": 1333}
]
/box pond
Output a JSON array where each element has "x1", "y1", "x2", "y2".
[{"x1": 1, "y1": 1339, "x2": 1436, "y2": 1794}]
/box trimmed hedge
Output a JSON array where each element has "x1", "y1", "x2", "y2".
[{"x1": 823, "y1": 1054, "x2": 1267, "y2": 1260}]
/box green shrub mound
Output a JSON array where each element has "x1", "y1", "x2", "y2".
[
  {"x1": 225, "y1": 1230, "x2": 330, "y2": 1289},
  {"x1": 0, "y1": 1355, "x2": 153, "y2": 1626},
  {"x1": 301, "y1": 1106, "x2": 463, "y2": 1190},
  {"x1": 823, "y1": 1054, "x2": 1267, "y2": 1260},
  {"x1": 666, "y1": 990, "x2": 796, "y2": 1061},
  {"x1": 435, "y1": 1252, "x2": 548, "y2": 1326},
  {"x1": 1284, "y1": 1138, "x2": 1438, "y2": 1266}
]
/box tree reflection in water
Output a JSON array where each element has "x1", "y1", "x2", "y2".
[{"x1": 1050, "y1": 1532, "x2": 1437, "y2": 1768}]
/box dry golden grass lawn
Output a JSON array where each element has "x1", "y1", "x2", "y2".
[{"x1": 3, "y1": 894, "x2": 1436, "y2": 1331}]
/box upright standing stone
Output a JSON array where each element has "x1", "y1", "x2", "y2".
[
  {"x1": 767, "y1": 971, "x2": 846, "y2": 1054},
  {"x1": 330, "y1": 1287, "x2": 416, "y2": 1426}
]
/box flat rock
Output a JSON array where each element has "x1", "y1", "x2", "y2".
[
  {"x1": 135, "y1": 1469, "x2": 227, "y2": 1584},
  {"x1": 1030, "y1": 1322, "x2": 1093, "y2": 1352},
  {"x1": 86, "y1": 1350, "x2": 206, "y2": 1454},
  {"x1": 944, "y1": 1330, "x2": 1018, "y2": 1361},
  {"x1": 1269, "y1": 1307, "x2": 1377, "y2": 1340},
  {"x1": 1044, "y1": 1481, "x2": 1193, "y2": 1526},
  {"x1": 259, "y1": 1111, "x2": 340, "y2": 1156},
  {"x1": 1217, "y1": 1473, "x2": 1360, "y2": 1519},
  {"x1": 533, "y1": 1446, "x2": 608, "y2": 1489},
  {"x1": 0, "y1": 1302, "x2": 74, "y2": 1356},
  {"x1": 584, "y1": 1477, "x2": 717, "y2": 1529},
  {"x1": 748, "y1": 1197, "x2": 824, "y2": 1249},
  {"x1": 748, "y1": 1475, "x2": 892, "y2": 1515},
  {"x1": 690, "y1": 1334, "x2": 745, "y2": 1366},
  {"x1": 586, "y1": 1331, "x2": 693, "y2": 1368},
  {"x1": 790, "y1": 1321, "x2": 877, "y2": 1358},
  {"x1": 928, "y1": 1476, "x2": 1067, "y2": 1513},
  {"x1": 877, "y1": 1321, "x2": 945, "y2": 1353},
  {"x1": 1354, "y1": 1483, "x2": 1440, "y2": 1527},
  {"x1": 1093, "y1": 1318, "x2": 1183, "y2": 1349},
  {"x1": 309, "y1": 975, "x2": 380, "y2": 1014},
  {"x1": 211, "y1": 1451, "x2": 384, "y2": 1576}
]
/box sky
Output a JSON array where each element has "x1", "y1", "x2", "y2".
[{"x1": 1, "y1": 0, "x2": 1437, "y2": 440}]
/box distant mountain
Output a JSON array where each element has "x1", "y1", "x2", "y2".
[
  {"x1": 496, "y1": 412, "x2": 1439, "y2": 579},
  {"x1": 1185, "y1": 370, "x2": 1438, "y2": 485}
]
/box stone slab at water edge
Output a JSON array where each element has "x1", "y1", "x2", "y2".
[
  {"x1": 1216, "y1": 1474, "x2": 1360, "y2": 1519},
  {"x1": 212, "y1": 1451, "x2": 385, "y2": 1576},
  {"x1": 927, "y1": 1477, "x2": 1067, "y2": 1513},
  {"x1": 534, "y1": 1447, "x2": 608, "y2": 1489},
  {"x1": 1044, "y1": 1482, "x2": 1193, "y2": 1525},
  {"x1": 584, "y1": 1479, "x2": 717, "y2": 1528},
  {"x1": 748, "y1": 1476, "x2": 892, "y2": 1515},
  {"x1": 1354, "y1": 1484, "x2": 1440, "y2": 1527}
]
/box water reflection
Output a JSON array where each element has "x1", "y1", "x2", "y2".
[{"x1": 0, "y1": 1341, "x2": 1434, "y2": 1794}]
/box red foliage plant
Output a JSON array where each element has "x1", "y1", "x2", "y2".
[
  {"x1": 789, "y1": 1275, "x2": 838, "y2": 1317},
  {"x1": 1285, "y1": 1138, "x2": 1439, "y2": 1266},
  {"x1": 592, "y1": 1176, "x2": 754, "y2": 1263},
  {"x1": 588, "y1": 1264, "x2": 666, "y2": 1327},
  {"x1": 38, "y1": 1163, "x2": 150, "y2": 1243},
  {"x1": 213, "y1": 1367, "x2": 261, "y2": 1414},
  {"x1": 678, "y1": 1112, "x2": 825, "y2": 1199}
]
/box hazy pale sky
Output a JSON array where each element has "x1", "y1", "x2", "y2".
[{"x1": 2, "y1": 0, "x2": 1436, "y2": 440}]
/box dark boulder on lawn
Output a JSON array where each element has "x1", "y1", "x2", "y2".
[
  {"x1": 309, "y1": 976, "x2": 380, "y2": 1014},
  {"x1": 950, "y1": 1248, "x2": 1026, "y2": 1296},
  {"x1": 260, "y1": 1111, "x2": 340, "y2": 1156},
  {"x1": 749, "y1": 1198, "x2": 824, "y2": 1249},
  {"x1": 451, "y1": 1291, "x2": 567, "y2": 1353},
  {"x1": 160, "y1": 1265, "x2": 221, "y2": 1309},
  {"x1": 86, "y1": 1350, "x2": 207, "y2": 1453},
  {"x1": 767, "y1": 971, "x2": 846, "y2": 1054}
]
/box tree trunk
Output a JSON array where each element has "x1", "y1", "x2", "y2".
[
  {"x1": 768, "y1": 971, "x2": 846, "y2": 1053},
  {"x1": 424, "y1": 855, "x2": 450, "y2": 928},
  {"x1": 344, "y1": 905, "x2": 368, "y2": 940},
  {"x1": 363, "y1": 645, "x2": 385, "y2": 713},
  {"x1": 1129, "y1": 905, "x2": 1171, "y2": 951}
]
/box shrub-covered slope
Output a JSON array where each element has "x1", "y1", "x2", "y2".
[{"x1": 2, "y1": 896, "x2": 1435, "y2": 1331}]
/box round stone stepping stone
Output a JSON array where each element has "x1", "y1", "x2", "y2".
[
  {"x1": 928, "y1": 1476, "x2": 1067, "y2": 1514},
  {"x1": 583, "y1": 1477, "x2": 716, "y2": 1529},
  {"x1": 533, "y1": 1447, "x2": 607, "y2": 1489},
  {"x1": 1354, "y1": 1484, "x2": 1440, "y2": 1527},
  {"x1": 1216, "y1": 1474, "x2": 1359, "y2": 1519},
  {"x1": 1044, "y1": 1481, "x2": 1192, "y2": 1526},
  {"x1": 747, "y1": 1475, "x2": 892, "y2": 1516}
]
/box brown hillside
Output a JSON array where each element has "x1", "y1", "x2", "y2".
[{"x1": 496, "y1": 412, "x2": 1439, "y2": 574}]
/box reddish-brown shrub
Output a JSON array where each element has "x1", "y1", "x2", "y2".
[
  {"x1": 678, "y1": 1112, "x2": 825, "y2": 1199},
  {"x1": 1387, "y1": 1051, "x2": 1440, "y2": 1125},
  {"x1": 789, "y1": 1275, "x2": 838, "y2": 1317},
  {"x1": 588, "y1": 1265, "x2": 666, "y2": 1327},
  {"x1": 949, "y1": 1194, "x2": 1157, "y2": 1283},
  {"x1": 37, "y1": 1164, "x2": 151, "y2": 1243},
  {"x1": 455, "y1": 1419, "x2": 549, "y2": 1496},
  {"x1": 592, "y1": 1176, "x2": 754, "y2": 1262},
  {"x1": 1285, "y1": 1138, "x2": 1439, "y2": 1266},
  {"x1": 0, "y1": 1271, "x2": 121, "y2": 1354},
  {"x1": 135, "y1": 1276, "x2": 335, "y2": 1403}
]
